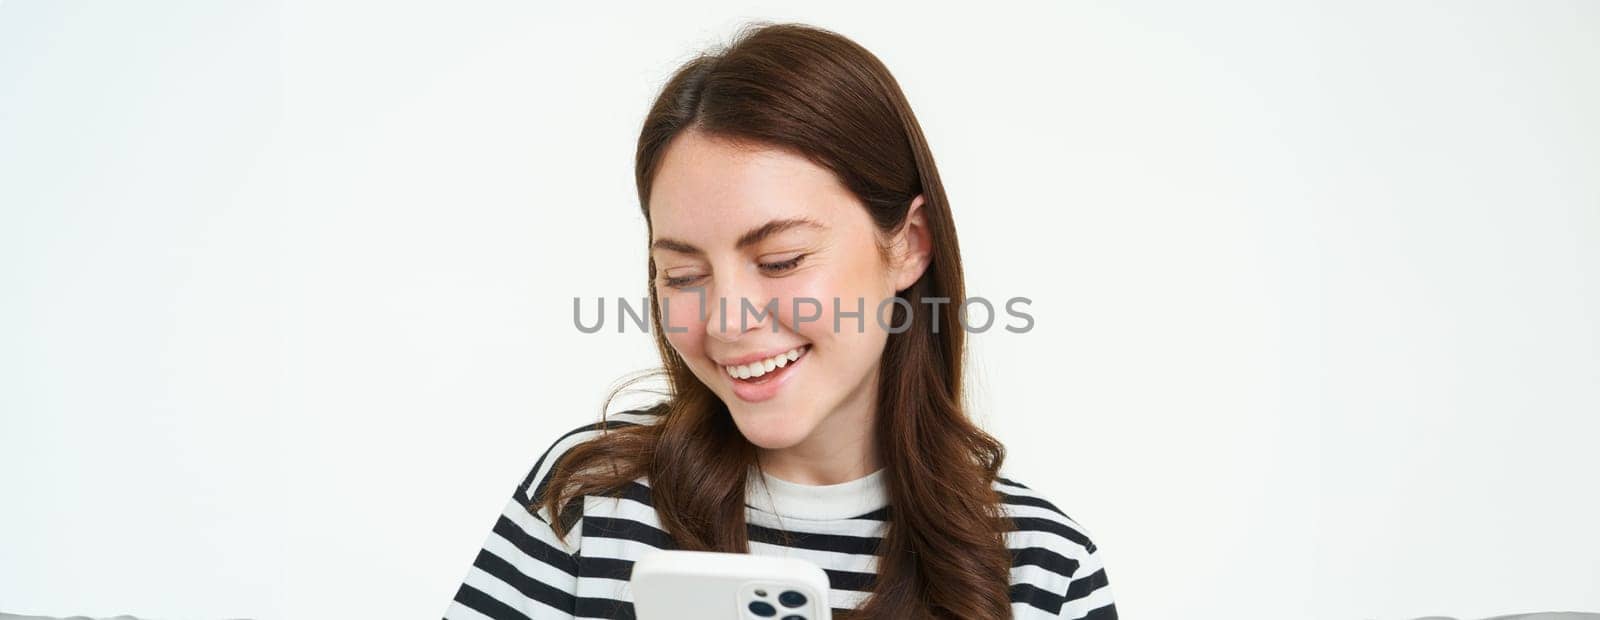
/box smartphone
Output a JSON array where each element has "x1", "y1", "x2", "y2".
[{"x1": 630, "y1": 550, "x2": 833, "y2": 620}]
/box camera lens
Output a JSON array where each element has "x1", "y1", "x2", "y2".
[
  {"x1": 778, "y1": 590, "x2": 807, "y2": 608},
  {"x1": 747, "y1": 601, "x2": 777, "y2": 617}
]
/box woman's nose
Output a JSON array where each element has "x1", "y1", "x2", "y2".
[{"x1": 704, "y1": 275, "x2": 775, "y2": 342}]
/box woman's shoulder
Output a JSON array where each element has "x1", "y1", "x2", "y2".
[
  {"x1": 513, "y1": 407, "x2": 666, "y2": 507},
  {"x1": 992, "y1": 474, "x2": 1118, "y2": 616},
  {"x1": 992, "y1": 474, "x2": 1104, "y2": 558}
]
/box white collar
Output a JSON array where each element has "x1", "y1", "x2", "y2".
[{"x1": 744, "y1": 464, "x2": 889, "y2": 520}]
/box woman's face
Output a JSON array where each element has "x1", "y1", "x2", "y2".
[{"x1": 648, "y1": 129, "x2": 928, "y2": 459}]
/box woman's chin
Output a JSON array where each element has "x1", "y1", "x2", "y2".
[{"x1": 728, "y1": 413, "x2": 813, "y2": 451}]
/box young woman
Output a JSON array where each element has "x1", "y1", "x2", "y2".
[{"x1": 447, "y1": 22, "x2": 1117, "y2": 620}]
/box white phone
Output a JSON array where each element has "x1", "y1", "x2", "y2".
[{"x1": 631, "y1": 550, "x2": 833, "y2": 620}]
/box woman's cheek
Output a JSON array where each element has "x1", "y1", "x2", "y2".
[
  {"x1": 767, "y1": 276, "x2": 832, "y2": 336},
  {"x1": 657, "y1": 289, "x2": 705, "y2": 351},
  {"x1": 790, "y1": 271, "x2": 881, "y2": 337}
]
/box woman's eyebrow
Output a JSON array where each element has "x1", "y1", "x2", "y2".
[{"x1": 651, "y1": 217, "x2": 826, "y2": 255}]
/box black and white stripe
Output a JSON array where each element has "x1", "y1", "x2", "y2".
[{"x1": 446, "y1": 412, "x2": 1117, "y2": 619}]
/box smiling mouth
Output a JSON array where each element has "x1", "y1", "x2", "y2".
[{"x1": 723, "y1": 345, "x2": 810, "y2": 383}]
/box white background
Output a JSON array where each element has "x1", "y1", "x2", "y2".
[{"x1": 2, "y1": 2, "x2": 1596, "y2": 619}]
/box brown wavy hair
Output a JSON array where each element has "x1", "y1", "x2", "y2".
[{"x1": 536, "y1": 22, "x2": 1014, "y2": 619}]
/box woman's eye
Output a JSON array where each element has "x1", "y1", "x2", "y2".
[
  {"x1": 659, "y1": 254, "x2": 805, "y2": 289},
  {"x1": 661, "y1": 274, "x2": 704, "y2": 289},
  {"x1": 758, "y1": 253, "x2": 807, "y2": 274}
]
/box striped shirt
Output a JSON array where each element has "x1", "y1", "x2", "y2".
[{"x1": 446, "y1": 411, "x2": 1118, "y2": 619}]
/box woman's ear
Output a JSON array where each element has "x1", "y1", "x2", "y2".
[{"x1": 890, "y1": 194, "x2": 932, "y2": 292}]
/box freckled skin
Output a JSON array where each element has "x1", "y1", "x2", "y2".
[{"x1": 648, "y1": 129, "x2": 930, "y2": 484}]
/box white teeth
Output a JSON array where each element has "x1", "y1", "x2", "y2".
[{"x1": 725, "y1": 345, "x2": 807, "y2": 380}]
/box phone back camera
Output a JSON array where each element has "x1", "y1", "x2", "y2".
[{"x1": 778, "y1": 590, "x2": 807, "y2": 608}]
